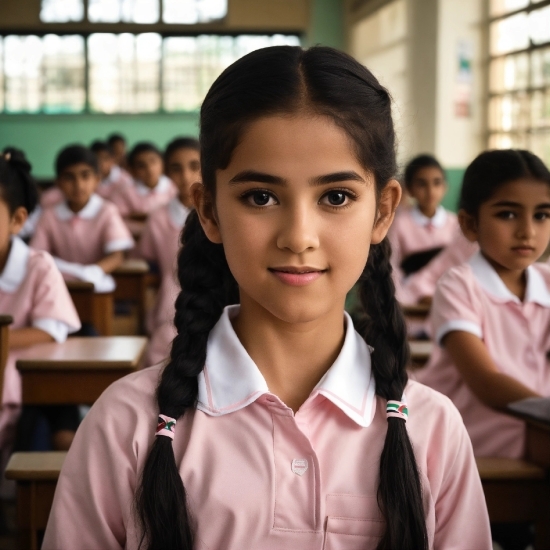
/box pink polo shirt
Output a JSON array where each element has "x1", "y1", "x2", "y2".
[
  {"x1": 31, "y1": 194, "x2": 134, "y2": 266},
  {"x1": 415, "y1": 252, "x2": 550, "y2": 458},
  {"x1": 390, "y1": 206, "x2": 458, "y2": 303},
  {"x1": 97, "y1": 165, "x2": 133, "y2": 200},
  {"x1": 0, "y1": 237, "x2": 80, "y2": 447},
  {"x1": 44, "y1": 307, "x2": 491, "y2": 550},
  {"x1": 110, "y1": 175, "x2": 177, "y2": 217},
  {"x1": 40, "y1": 187, "x2": 64, "y2": 209},
  {"x1": 138, "y1": 199, "x2": 188, "y2": 365}
]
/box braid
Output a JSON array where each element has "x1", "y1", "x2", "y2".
[
  {"x1": 359, "y1": 238, "x2": 428, "y2": 550},
  {"x1": 136, "y1": 210, "x2": 238, "y2": 550}
]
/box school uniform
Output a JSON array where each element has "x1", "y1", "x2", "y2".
[
  {"x1": 110, "y1": 175, "x2": 177, "y2": 217},
  {"x1": 43, "y1": 306, "x2": 492, "y2": 550},
  {"x1": 389, "y1": 206, "x2": 458, "y2": 303},
  {"x1": 96, "y1": 165, "x2": 133, "y2": 201},
  {"x1": 31, "y1": 194, "x2": 134, "y2": 292},
  {"x1": 0, "y1": 237, "x2": 80, "y2": 451},
  {"x1": 138, "y1": 198, "x2": 189, "y2": 365},
  {"x1": 40, "y1": 187, "x2": 64, "y2": 209},
  {"x1": 415, "y1": 251, "x2": 550, "y2": 458}
]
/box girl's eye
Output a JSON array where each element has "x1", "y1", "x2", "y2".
[
  {"x1": 242, "y1": 190, "x2": 277, "y2": 207},
  {"x1": 321, "y1": 191, "x2": 352, "y2": 207},
  {"x1": 496, "y1": 211, "x2": 515, "y2": 220},
  {"x1": 535, "y1": 211, "x2": 550, "y2": 221}
]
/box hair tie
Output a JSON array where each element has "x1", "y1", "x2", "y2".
[
  {"x1": 156, "y1": 414, "x2": 176, "y2": 439},
  {"x1": 386, "y1": 400, "x2": 408, "y2": 421}
]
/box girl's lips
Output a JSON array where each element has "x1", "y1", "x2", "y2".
[
  {"x1": 512, "y1": 247, "x2": 535, "y2": 256},
  {"x1": 269, "y1": 268, "x2": 325, "y2": 286}
]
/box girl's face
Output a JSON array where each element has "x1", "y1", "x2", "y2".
[
  {"x1": 166, "y1": 148, "x2": 201, "y2": 207},
  {"x1": 131, "y1": 151, "x2": 164, "y2": 189},
  {"x1": 460, "y1": 177, "x2": 550, "y2": 275},
  {"x1": 0, "y1": 198, "x2": 27, "y2": 269},
  {"x1": 196, "y1": 114, "x2": 401, "y2": 325},
  {"x1": 57, "y1": 162, "x2": 99, "y2": 213},
  {"x1": 407, "y1": 166, "x2": 446, "y2": 217}
]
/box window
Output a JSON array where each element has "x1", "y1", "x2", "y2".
[
  {"x1": 489, "y1": 1, "x2": 550, "y2": 165},
  {"x1": 40, "y1": 0, "x2": 227, "y2": 23},
  {"x1": 0, "y1": 34, "x2": 300, "y2": 113}
]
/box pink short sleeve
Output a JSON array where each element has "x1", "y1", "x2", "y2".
[
  {"x1": 138, "y1": 216, "x2": 158, "y2": 263},
  {"x1": 431, "y1": 266, "x2": 483, "y2": 345},
  {"x1": 109, "y1": 187, "x2": 131, "y2": 217},
  {"x1": 103, "y1": 203, "x2": 134, "y2": 253},
  {"x1": 30, "y1": 211, "x2": 53, "y2": 254}
]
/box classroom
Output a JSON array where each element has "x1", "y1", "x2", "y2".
[{"x1": 0, "y1": 0, "x2": 549, "y2": 549}]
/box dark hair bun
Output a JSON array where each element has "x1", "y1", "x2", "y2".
[{"x1": 3, "y1": 147, "x2": 32, "y2": 175}]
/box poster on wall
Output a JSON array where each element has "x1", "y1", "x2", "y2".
[{"x1": 454, "y1": 39, "x2": 473, "y2": 118}]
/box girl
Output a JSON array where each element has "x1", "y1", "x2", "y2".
[
  {"x1": 31, "y1": 145, "x2": 134, "y2": 293},
  {"x1": 90, "y1": 140, "x2": 133, "y2": 200},
  {"x1": 0, "y1": 149, "x2": 80, "y2": 456},
  {"x1": 110, "y1": 142, "x2": 177, "y2": 218},
  {"x1": 138, "y1": 137, "x2": 200, "y2": 366},
  {"x1": 416, "y1": 149, "x2": 550, "y2": 460},
  {"x1": 389, "y1": 155, "x2": 458, "y2": 304},
  {"x1": 43, "y1": 46, "x2": 491, "y2": 550}
]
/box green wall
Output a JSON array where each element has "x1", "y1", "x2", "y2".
[
  {"x1": 442, "y1": 168, "x2": 465, "y2": 213},
  {"x1": 307, "y1": 0, "x2": 344, "y2": 49}
]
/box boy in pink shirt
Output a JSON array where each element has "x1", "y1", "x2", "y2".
[
  {"x1": 110, "y1": 142, "x2": 177, "y2": 218},
  {"x1": 90, "y1": 140, "x2": 133, "y2": 200},
  {"x1": 44, "y1": 47, "x2": 491, "y2": 550},
  {"x1": 138, "y1": 137, "x2": 200, "y2": 366},
  {"x1": 31, "y1": 145, "x2": 134, "y2": 293},
  {"x1": 389, "y1": 155, "x2": 458, "y2": 304}
]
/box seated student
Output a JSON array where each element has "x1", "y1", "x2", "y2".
[
  {"x1": 0, "y1": 149, "x2": 81, "y2": 455},
  {"x1": 138, "y1": 137, "x2": 200, "y2": 366},
  {"x1": 31, "y1": 145, "x2": 134, "y2": 293},
  {"x1": 389, "y1": 154, "x2": 458, "y2": 299},
  {"x1": 90, "y1": 140, "x2": 132, "y2": 200},
  {"x1": 416, "y1": 149, "x2": 550, "y2": 463},
  {"x1": 110, "y1": 142, "x2": 177, "y2": 218},
  {"x1": 107, "y1": 133, "x2": 128, "y2": 170}
]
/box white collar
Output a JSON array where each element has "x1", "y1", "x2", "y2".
[
  {"x1": 54, "y1": 193, "x2": 104, "y2": 221},
  {"x1": 102, "y1": 165, "x2": 121, "y2": 186},
  {"x1": 135, "y1": 174, "x2": 172, "y2": 196},
  {"x1": 167, "y1": 198, "x2": 190, "y2": 229},
  {"x1": 197, "y1": 305, "x2": 377, "y2": 427},
  {"x1": 468, "y1": 251, "x2": 550, "y2": 306},
  {"x1": 0, "y1": 236, "x2": 30, "y2": 293},
  {"x1": 410, "y1": 205, "x2": 447, "y2": 228}
]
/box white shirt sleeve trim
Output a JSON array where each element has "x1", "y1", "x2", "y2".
[
  {"x1": 33, "y1": 318, "x2": 78, "y2": 343},
  {"x1": 436, "y1": 319, "x2": 482, "y2": 346},
  {"x1": 105, "y1": 238, "x2": 134, "y2": 254}
]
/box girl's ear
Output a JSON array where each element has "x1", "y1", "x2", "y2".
[
  {"x1": 458, "y1": 208, "x2": 478, "y2": 242},
  {"x1": 192, "y1": 182, "x2": 223, "y2": 244},
  {"x1": 10, "y1": 206, "x2": 28, "y2": 235},
  {"x1": 371, "y1": 179, "x2": 402, "y2": 245}
]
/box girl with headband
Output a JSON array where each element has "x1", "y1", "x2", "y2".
[{"x1": 44, "y1": 46, "x2": 491, "y2": 550}]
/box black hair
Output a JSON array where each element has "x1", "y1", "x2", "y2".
[
  {"x1": 136, "y1": 46, "x2": 428, "y2": 550},
  {"x1": 90, "y1": 140, "x2": 113, "y2": 156},
  {"x1": 128, "y1": 142, "x2": 163, "y2": 168},
  {"x1": 403, "y1": 154, "x2": 445, "y2": 190},
  {"x1": 460, "y1": 149, "x2": 550, "y2": 216},
  {"x1": 107, "y1": 133, "x2": 126, "y2": 147},
  {"x1": 55, "y1": 144, "x2": 98, "y2": 177},
  {"x1": 164, "y1": 137, "x2": 200, "y2": 165},
  {"x1": 0, "y1": 148, "x2": 38, "y2": 215}
]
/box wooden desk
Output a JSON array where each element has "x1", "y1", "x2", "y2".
[
  {"x1": 113, "y1": 259, "x2": 149, "y2": 333},
  {"x1": 409, "y1": 340, "x2": 432, "y2": 369},
  {"x1": 66, "y1": 281, "x2": 114, "y2": 336},
  {"x1": 17, "y1": 336, "x2": 146, "y2": 405},
  {"x1": 0, "y1": 315, "x2": 13, "y2": 399},
  {"x1": 401, "y1": 302, "x2": 431, "y2": 318},
  {"x1": 5, "y1": 451, "x2": 66, "y2": 550}
]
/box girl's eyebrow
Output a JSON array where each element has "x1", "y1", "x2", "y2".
[
  {"x1": 228, "y1": 170, "x2": 366, "y2": 186},
  {"x1": 491, "y1": 200, "x2": 550, "y2": 209}
]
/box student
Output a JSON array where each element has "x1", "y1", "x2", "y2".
[
  {"x1": 416, "y1": 149, "x2": 550, "y2": 461},
  {"x1": 139, "y1": 137, "x2": 200, "y2": 366},
  {"x1": 107, "y1": 133, "x2": 128, "y2": 170},
  {"x1": 43, "y1": 46, "x2": 491, "y2": 550},
  {"x1": 389, "y1": 154, "x2": 458, "y2": 300},
  {"x1": 90, "y1": 140, "x2": 133, "y2": 200},
  {"x1": 31, "y1": 145, "x2": 134, "y2": 293},
  {"x1": 110, "y1": 142, "x2": 177, "y2": 218},
  {"x1": 0, "y1": 149, "x2": 80, "y2": 455}
]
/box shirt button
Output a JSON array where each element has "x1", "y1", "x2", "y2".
[{"x1": 291, "y1": 459, "x2": 308, "y2": 476}]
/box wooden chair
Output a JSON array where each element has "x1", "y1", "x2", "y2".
[
  {"x1": 477, "y1": 457, "x2": 550, "y2": 549},
  {"x1": 113, "y1": 259, "x2": 150, "y2": 334},
  {"x1": 5, "y1": 452, "x2": 66, "y2": 550},
  {"x1": 66, "y1": 281, "x2": 114, "y2": 336}
]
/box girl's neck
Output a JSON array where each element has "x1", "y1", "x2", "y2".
[
  {"x1": 232, "y1": 296, "x2": 347, "y2": 413},
  {"x1": 482, "y1": 252, "x2": 527, "y2": 301},
  {"x1": 418, "y1": 204, "x2": 437, "y2": 219},
  {"x1": 0, "y1": 238, "x2": 12, "y2": 276}
]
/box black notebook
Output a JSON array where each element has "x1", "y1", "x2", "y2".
[
  {"x1": 400, "y1": 246, "x2": 444, "y2": 277},
  {"x1": 508, "y1": 397, "x2": 550, "y2": 426}
]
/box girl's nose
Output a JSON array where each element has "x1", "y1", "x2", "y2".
[
  {"x1": 276, "y1": 205, "x2": 320, "y2": 253},
  {"x1": 517, "y1": 216, "x2": 536, "y2": 239}
]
